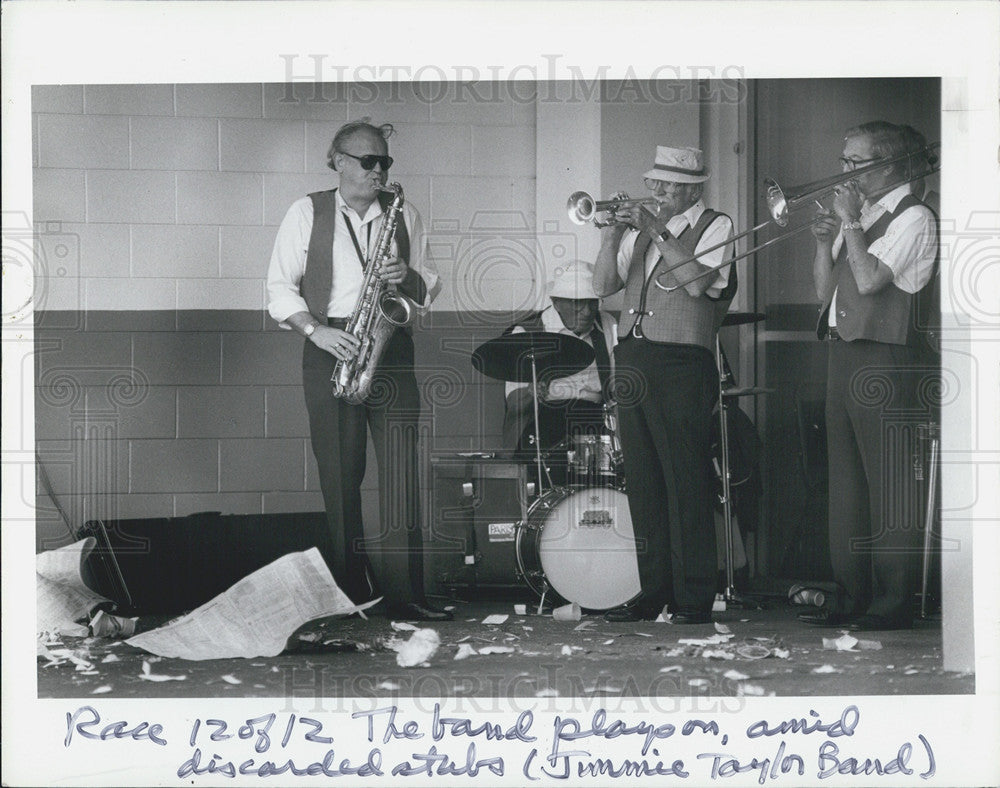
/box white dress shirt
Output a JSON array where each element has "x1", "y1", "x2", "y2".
[
  {"x1": 615, "y1": 199, "x2": 734, "y2": 298},
  {"x1": 828, "y1": 183, "x2": 938, "y2": 327},
  {"x1": 267, "y1": 190, "x2": 440, "y2": 327}
]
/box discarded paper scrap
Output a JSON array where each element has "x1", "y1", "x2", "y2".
[
  {"x1": 36, "y1": 538, "x2": 112, "y2": 637},
  {"x1": 823, "y1": 633, "x2": 859, "y2": 652},
  {"x1": 393, "y1": 629, "x2": 440, "y2": 667},
  {"x1": 126, "y1": 548, "x2": 366, "y2": 660},
  {"x1": 552, "y1": 603, "x2": 581, "y2": 622}
]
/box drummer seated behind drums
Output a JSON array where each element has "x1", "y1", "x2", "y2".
[{"x1": 501, "y1": 261, "x2": 617, "y2": 475}]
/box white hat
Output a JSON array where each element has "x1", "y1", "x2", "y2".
[
  {"x1": 547, "y1": 261, "x2": 598, "y2": 300},
  {"x1": 642, "y1": 145, "x2": 710, "y2": 183}
]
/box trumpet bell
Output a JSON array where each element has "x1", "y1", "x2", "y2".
[{"x1": 567, "y1": 191, "x2": 597, "y2": 225}]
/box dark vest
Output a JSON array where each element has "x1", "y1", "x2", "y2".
[
  {"x1": 617, "y1": 209, "x2": 737, "y2": 352},
  {"x1": 300, "y1": 189, "x2": 410, "y2": 320},
  {"x1": 817, "y1": 193, "x2": 938, "y2": 349}
]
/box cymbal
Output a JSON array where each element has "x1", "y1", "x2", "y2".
[
  {"x1": 722, "y1": 386, "x2": 775, "y2": 398},
  {"x1": 472, "y1": 331, "x2": 595, "y2": 383},
  {"x1": 721, "y1": 311, "x2": 766, "y2": 327}
]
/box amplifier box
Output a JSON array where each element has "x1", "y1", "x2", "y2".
[
  {"x1": 428, "y1": 455, "x2": 534, "y2": 594},
  {"x1": 78, "y1": 511, "x2": 331, "y2": 615}
]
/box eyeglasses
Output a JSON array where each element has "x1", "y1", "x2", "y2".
[
  {"x1": 338, "y1": 151, "x2": 393, "y2": 171},
  {"x1": 643, "y1": 177, "x2": 688, "y2": 191},
  {"x1": 839, "y1": 156, "x2": 882, "y2": 171}
]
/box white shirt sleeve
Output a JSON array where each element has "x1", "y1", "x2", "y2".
[
  {"x1": 402, "y1": 203, "x2": 441, "y2": 310},
  {"x1": 868, "y1": 205, "x2": 938, "y2": 294},
  {"x1": 616, "y1": 229, "x2": 639, "y2": 283},
  {"x1": 696, "y1": 214, "x2": 735, "y2": 297},
  {"x1": 266, "y1": 197, "x2": 313, "y2": 328}
]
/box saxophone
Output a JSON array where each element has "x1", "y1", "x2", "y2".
[{"x1": 331, "y1": 182, "x2": 416, "y2": 404}]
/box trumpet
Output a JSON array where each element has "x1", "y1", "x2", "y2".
[
  {"x1": 567, "y1": 190, "x2": 659, "y2": 227},
  {"x1": 652, "y1": 142, "x2": 940, "y2": 293}
]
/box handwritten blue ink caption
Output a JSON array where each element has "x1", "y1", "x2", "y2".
[
  {"x1": 62, "y1": 703, "x2": 936, "y2": 782},
  {"x1": 64, "y1": 706, "x2": 167, "y2": 747},
  {"x1": 354, "y1": 704, "x2": 536, "y2": 744}
]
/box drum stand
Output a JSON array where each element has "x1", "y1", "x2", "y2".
[
  {"x1": 918, "y1": 422, "x2": 940, "y2": 619},
  {"x1": 716, "y1": 337, "x2": 750, "y2": 608},
  {"x1": 526, "y1": 348, "x2": 555, "y2": 615},
  {"x1": 526, "y1": 351, "x2": 554, "y2": 496}
]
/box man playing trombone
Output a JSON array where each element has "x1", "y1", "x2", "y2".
[
  {"x1": 802, "y1": 121, "x2": 939, "y2": 631},
  {"x1": 593, "y1": 145, "x2": 736, "y2": 623}
]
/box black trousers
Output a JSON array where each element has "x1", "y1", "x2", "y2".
[
  {"x1": 302, "y1": 326, "x2": 424, "y2": 605},
  {"x1": 614, "y1": 338, "x2": 719, "y2": 612},
  {"x1": 825, "y1": 338, "x2": 925, "y2": 621}
]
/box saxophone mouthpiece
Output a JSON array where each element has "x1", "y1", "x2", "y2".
[{"x1": 379, "y1": 182, "x2": 404, "y2": 199}]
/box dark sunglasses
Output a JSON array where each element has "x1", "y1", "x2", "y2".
[{"x1": 339, "y1": 151, "x2": 393, "y2": 171}]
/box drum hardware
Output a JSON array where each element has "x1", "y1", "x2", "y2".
[
  {"x1": 715, "y1": 337, "x2": 769, "y2": 607},
  {"x1": 918, "y1": 421, "x2": 940, "y2": 619},
  {"x1": 472, "y1": 331, "x2": 595, "y2": 497},
  {"x1": 722, "y1": 386, "x2": 775, "y2": 399}
]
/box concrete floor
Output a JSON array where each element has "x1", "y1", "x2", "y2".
[{"x1": 38, "y1": 591, "x2": 972, "y2": 700}]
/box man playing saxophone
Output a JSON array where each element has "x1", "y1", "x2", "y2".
[{"x1": 267, "y1": 120, "x2": 450, "y2": 621}]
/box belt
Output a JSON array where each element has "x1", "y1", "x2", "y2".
[{"x1": 826, "y1": 326, "x2": 841, "y2": 341}]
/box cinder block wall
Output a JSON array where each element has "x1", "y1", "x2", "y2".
[{"x1": 32, "y1": 82, "x2": 539, "y2": 551}]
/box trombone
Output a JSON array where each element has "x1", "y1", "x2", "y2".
[
  {"x1": 651, "y1": 142, "x2": 940, "y2": 293},
  {"x1": 567, "y1": 191, "x2": 659, "y2": 227}
]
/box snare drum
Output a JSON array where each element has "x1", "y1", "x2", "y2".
[
  {"x1": 567, "y1": 435, "x2": 624, "y2": 487},
  {"x1": 516, "y1": 484, "x2": 641, "y2": 610}
]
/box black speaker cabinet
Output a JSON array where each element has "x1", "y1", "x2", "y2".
[
  {"x1": 428, "y1": 455, "x2": 535, "y2": 594},
  {"x1": 78, "y1": 511, "x2": 332, "y2": 615}
]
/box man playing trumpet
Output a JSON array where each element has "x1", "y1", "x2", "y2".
[{"x1": 593, "y1": 145, "x2": 735, "y2": 623}]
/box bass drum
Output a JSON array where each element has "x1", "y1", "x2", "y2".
[{"x1": 516, "y1": 485, "x2": 641, "y2": 611}]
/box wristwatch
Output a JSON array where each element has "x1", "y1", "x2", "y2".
[
  {"x1": 843, "y1": 219, "x2": 863, "y2": 231},
  {"x1": 303, "y1": 322, "x2": 316, "y2": 338}
]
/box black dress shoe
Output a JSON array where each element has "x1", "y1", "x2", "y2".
[
  {"x1": 797, "y1": 610, "x2": 854, "y2": 627},
  {"x1": 603, "y1": 601, "x2": 662, "y2": 623},
  {"x1": 848, "y1": 613, "x2": 912, "y2": 631},
  {"x1": 671, "y1": 608, "x2": 712, "y2": 625},
  {"x1": 385, "y1": 601, "x2": 453, "y2": 622}
]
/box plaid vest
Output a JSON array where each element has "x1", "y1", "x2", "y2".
[{"x1": 617, "y1": 209, "x2": 736, "y2": 351}]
